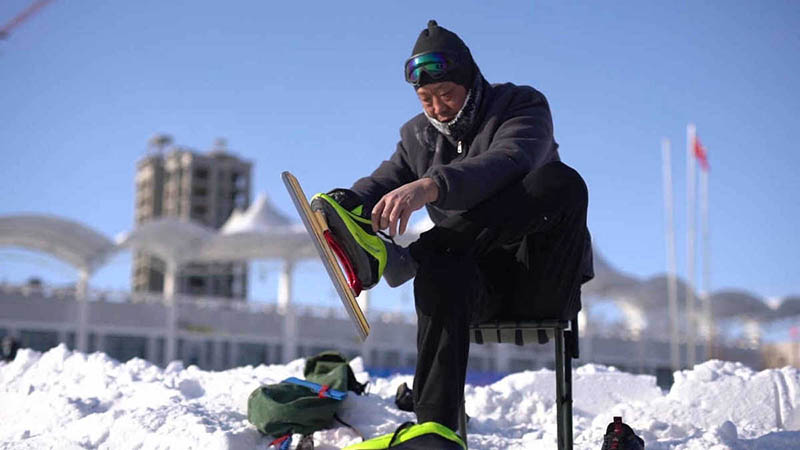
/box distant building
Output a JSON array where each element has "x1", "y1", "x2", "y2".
[{"x1": 132, "y1": 135, "x2": 252, "y2": 299}]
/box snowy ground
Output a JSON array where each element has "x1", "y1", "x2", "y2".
[{"x1": 2, "y1": 345, "x2": 800, "y2": 449}]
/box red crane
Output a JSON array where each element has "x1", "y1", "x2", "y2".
[{"x1": 0, "y1": 0, "x2": 55, "y2": 40}]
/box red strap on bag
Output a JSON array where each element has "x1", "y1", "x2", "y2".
[
  {"x1": 318, "y1": 384, "x2": 330, "y2": 399},
  {"x1": 269, "y1": 434, "x2": 292, "y2": 450}
]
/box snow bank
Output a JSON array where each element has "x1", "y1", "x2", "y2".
[{"x1": 2, "y1": 345, "x2": 799, "y2": 449}]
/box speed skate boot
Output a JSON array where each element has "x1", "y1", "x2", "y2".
[{"x1": 311, "y1": 189, "x2": 417, "y2": 291}]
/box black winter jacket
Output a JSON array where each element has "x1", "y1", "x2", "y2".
[
  {"x1": 351, "y1": 80, "x2": 593, "y2": 282},
  {"x1": 352, "y1": 80, "x2": 560, "y2": 224}
]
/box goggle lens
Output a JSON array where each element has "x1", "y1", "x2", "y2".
[{"x1": 405, "y1": 52, "x2": 452, "y2": 84}]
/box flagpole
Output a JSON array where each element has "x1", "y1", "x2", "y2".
[
  {"x1": 662, "y1": 138, "x2": 681, "y2": 371},
  {"x1": 686, "y1": 124, "x2": 697, "y2": 367},
  {"x1": 700, "y1": 161, "x2": 712, "y2": 360}
]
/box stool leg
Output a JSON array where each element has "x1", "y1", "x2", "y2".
[
  {"x1": 555, "y1": 328, "x2": 572, "y2": 449},
  {"x1": 565, "y1": 349, "x2": 574, "y2": 449},
  {"x1": 458, "y1": 398, "x2": 468, "y2": 448}
]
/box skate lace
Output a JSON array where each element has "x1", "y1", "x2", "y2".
[{"x1": 376, "y1": 230, "x2": 397, "y2": 244}]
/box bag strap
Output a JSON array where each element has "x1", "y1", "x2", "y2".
[
  {"x1": 269, "y1": 434, "x2": 292, "y2": 450},
  {"x1": 351, "y1": 378, "x2": 368, "y2": 395},
  {"x1": 283, "y1": 377, "x2": 348, "y2": 401},
  {"x1": 334, "y1": 413, "x2": 365, "y2": 442},
  {"x1": 388, "y1": 422, "x2": 416, "y2": 446}
]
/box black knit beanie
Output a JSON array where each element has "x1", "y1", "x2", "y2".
[{"x1": 409, "y1": 20, "x2": 476, "y2": 89}]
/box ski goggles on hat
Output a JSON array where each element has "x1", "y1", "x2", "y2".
[{"x1": 404, "y1": 51, "x2": 460, "y2": 86}]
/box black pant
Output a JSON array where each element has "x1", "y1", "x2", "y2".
[{"x1": 408, "y1": 161, "x2": 590, "y2": 430}]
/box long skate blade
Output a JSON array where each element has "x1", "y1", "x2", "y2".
[{"x1": 281, "y1": 171, "x2": 370, "y2": 341}]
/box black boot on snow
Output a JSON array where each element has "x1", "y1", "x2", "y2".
[{"x1": 395, "y1": 382, "x2": 415, "y2": 412}]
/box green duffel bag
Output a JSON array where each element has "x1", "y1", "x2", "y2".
[
  {"x1": 247, "y1": 351, "x2": 367, "y2": 446},
  {"x1": 247, "y1": 381, "x2": 341, "y2": 437},
  {"x1": 343, "y1": 422, "x2": 465, "y2": 450}
]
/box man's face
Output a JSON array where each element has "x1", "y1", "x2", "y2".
[{"x1": 416, "y1": 81, "x2": 468, "y2": 123}]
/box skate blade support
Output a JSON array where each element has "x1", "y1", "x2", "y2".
[{"x1": 282, "y1": 171, "x2": 370, "y2": 341}]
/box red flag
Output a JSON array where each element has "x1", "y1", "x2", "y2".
[{"x1": 694, "y1": 136, "x2": 710, "y2": 171}]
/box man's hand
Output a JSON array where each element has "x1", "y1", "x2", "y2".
[{"x1": 372, "y1": 177, "x2": 439, "y2": 237}]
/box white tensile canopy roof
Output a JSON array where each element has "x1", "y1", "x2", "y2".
[
  {"x1": 768, "y1": 296, "x2": 800, "y2": 322},
  {"x1": 199, "y1": 194, "x2": 315, "y2": 262},
  {"x1": 117, "y1": 217, "x2": 216, "y2": 265},
  {"x1": 221, "y1": 193, "x2": 295, "y2": 233},
  {"x1": 0, "y1": 214, "x2": 116, "y2": 273},
  {"x1": 584, "y1": 268, "x2": 782, "y2": 323},
  {"x1": 709, "y1": 289, "x2": 774, "y2": 320},
  {"x1": 117, "y1": 195, "x2": 316, "y2": 264}
]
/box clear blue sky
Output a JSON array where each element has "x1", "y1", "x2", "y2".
[{"x1": 1, "y1": 1, "x2": 798, "y2": 311}]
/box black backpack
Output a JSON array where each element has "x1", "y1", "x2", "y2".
[{"x1": 600, "y1": 416, "x2": 645, "y2": 450}]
